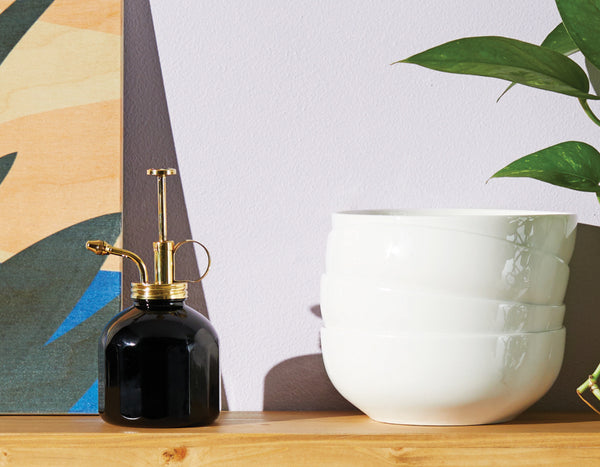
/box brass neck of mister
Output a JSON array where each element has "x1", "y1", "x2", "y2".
[
  {"x1": 149, "y1": 168, "x2": 176, "y2": 287},
  {"x1": 86, "y1": 167, "x2": 208, "y2": 301}
]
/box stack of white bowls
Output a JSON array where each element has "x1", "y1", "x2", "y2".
[{"x1": 320, "y1": 209, "x2": 577, "y2": 425}]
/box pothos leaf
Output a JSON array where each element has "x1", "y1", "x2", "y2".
[
  {"x1": 398, "y1": 36, "x2": 598, "y2": 100},
  {"x1": 556, "y1": 0, "x2": 600, "y2": 71},
  {"x1": 541, "y1": 22, "x2": 579, "y2": 55},
  {"x1": 490, "y1": 141, "x2": 600, "y2": 194},
  {"x1": 497, "y1": 23, "x2": 579, "y2": 101}
]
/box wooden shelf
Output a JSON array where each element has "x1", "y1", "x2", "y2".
[{"x1": 1, "y1": 411, "x2": 600, "y2": 465}]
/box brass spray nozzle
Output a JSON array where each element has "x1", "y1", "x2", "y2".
[{"x1": 86, "y1": 240, "x2": 149, "y2": 284}]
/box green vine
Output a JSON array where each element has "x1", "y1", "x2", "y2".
[{"x1": 579, "y1": 99, "x2": 600, "y2": 128}]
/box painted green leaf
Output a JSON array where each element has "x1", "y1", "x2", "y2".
[
  {"x1": 490, "y1": 141, "x2": 600, "y2": 193},
  {"x1": 0, "y1": 212, "x2": 121, "y2": 412},
  {"x1": 498, "y1": 23, "x2": 579, "y2": 101},
  {"x1": 398, "y1": 36, "x2": 598, "y2": 100},
  {"x1": 0, "y1": 0, "x2": 55, "y2": 67},
  {"x1": 556, "y1": 0, "x2": 600, "y2": 71},
  {"x1": 1, "y1": 297, "x2": 119, "y2": 412},
  {"x1": 0, "y1": 152, "x2": 16, "y2": 186}
]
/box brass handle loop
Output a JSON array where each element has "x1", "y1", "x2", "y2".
[{"x1": 173, "y1": 240, "x2": 211, "y2": 283}]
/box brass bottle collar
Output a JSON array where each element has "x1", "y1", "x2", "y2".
[
  {"x1": 86, "y1": 168, "x2": 210, "y2": 301},
  {"x1": 131, "y1": 282, "x2": 188, "y2": 300}
]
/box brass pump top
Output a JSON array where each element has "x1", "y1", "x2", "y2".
[{"x1": 86, "y1": 168, "x2": 210, "y2": 300}]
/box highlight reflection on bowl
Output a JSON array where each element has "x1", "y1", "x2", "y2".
[
  {"x1": 321, "y1": 274, "x2": 566, "y2": 334},
  {"x1": 332, "y1": 209, "x2": 576, "y2": 262},
  {"x1": 326, "y1": 225, "x2": 569, "y2": 305}
]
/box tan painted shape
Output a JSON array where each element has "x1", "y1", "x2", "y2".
[
  {"x1": 0, "y1": 20, "x2": 121, "y2": 125},
  {"x1": 100, "y1": 233, "x2": 122, "y2": 272},
  {"x1": 0, "y1": 249, "x2": 12, "y2": 262},
  {"x1": 0, "y1": 0, "x2": 121, "y2": 36},
  {"x1": 0, "y1": 100, "x2": 121, "y2": 258}
]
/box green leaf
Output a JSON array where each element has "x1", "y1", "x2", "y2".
[
  {"x1": 398, "y1": 36, "x2": 598, "y2": 100},
  {"x1": 556, "y1": 0, "x2": 600, "y2": 71},
  {"x1": 490, "y1": 141, "x2": 600, "y2": 193},
  {"x1": 497, "y1": 23, "x2": 579, "y2": 102},
  {"x1": 0, "y1": 0, "x2": 55, "y2": 67},
  {"x1": 540, "y1": 23, "x2": 579, "y2": 56},
  {"x1": 0, "y1": 152, "x2": 16, "y2": 186}
]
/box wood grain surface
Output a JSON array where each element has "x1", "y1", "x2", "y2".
[{"x1": 0, "y1": 412, "x2": 599, "y2": 466}]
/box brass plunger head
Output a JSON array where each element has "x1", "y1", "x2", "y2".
[{"x1": 86, "y1": 168, "x2": 210, "y2": 300}]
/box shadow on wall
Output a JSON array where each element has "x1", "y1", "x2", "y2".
[
  {"x1": 124, "y1": 0, "x2": 228, "y2": 409},
  {"x1": 263, "y1": 306, "x2": 357, "y2": 411},
  {"x1": 263, "y1": 354, "x2": 357, "y2": 411},
  {"x1": 532, "y1": 222, "x2": 600, "y2": 412}
]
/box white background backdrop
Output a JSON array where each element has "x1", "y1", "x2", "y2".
[{"x1": 142, "y1": 0, "x2": 600, "y2": 410}]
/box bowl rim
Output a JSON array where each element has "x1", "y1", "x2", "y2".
[
  {"x1": 320, "y1": 326, "x2": 567, "y2": 340},
  {"x1": 334, "y1": 209, "x2": 577, "y2": 218},
  {"x1": 326, "y1": 224, "x2": 571, "y2": 266},
  {"x1": 321, "y1": 274, "x2": 567, "y2": 311}
]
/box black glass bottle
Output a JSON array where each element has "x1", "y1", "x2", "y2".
[
  {"x1": 99, "y1": 299, "x2": 219, "y2": 427},
  {"x1": 87, "y1": 168, "x2": 219, "y2": 427}
]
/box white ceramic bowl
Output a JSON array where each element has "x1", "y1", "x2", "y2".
[
  {"x1": 320, "y1": 327, "x2": 565, "y2": 425},
  {"x1": 333, "y1": 210, "x2": 577, "y2": 262},
  {"x1": 326, "y1": 225, "x2": 569, "y2": 305},
  {"x1": 321, "y1": 274, "x2": 565, "y2": 334}
]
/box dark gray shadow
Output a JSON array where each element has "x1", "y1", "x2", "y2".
[
  {"x1": 531, "y1": 223, "x2": 600, "y2": 412},
  {"x1": 586, "y1": 59, "x2": 600, "y2": 96},
  {"x1": 263, "y1": 354, "x2": 358, "y2": 411},
  {"x1": 263, "y1": 304, "x2": 357, "y2": 410},
  {"x1": 124, "y1": 0, "x2": 228, "y2": 410}
]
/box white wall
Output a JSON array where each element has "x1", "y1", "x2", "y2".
[{"x1": 147, "y1": 0, "x2": 600, "y2": 410}]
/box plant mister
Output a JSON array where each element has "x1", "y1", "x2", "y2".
[{"x1": 86, "y1": 168, "x2": 219, "y2": 427}]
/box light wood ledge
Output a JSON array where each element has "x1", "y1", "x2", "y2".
[{"x1": 1, "y1": 411, "x2": 599, "y2": 466}]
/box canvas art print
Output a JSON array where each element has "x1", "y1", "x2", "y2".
[{"x1": 0, "y1": 0, "x2": 122, "y2": 413}]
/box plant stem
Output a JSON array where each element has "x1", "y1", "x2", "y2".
[
  {"x1": 577, "y1": 364, "x2": 600, "y2": 415},
  {"x1": 579, "y1": 99, "x2": 600, "y2": 127},
  {"x1": 577, "y1": 362, "x2": 600, "y2": 393}
]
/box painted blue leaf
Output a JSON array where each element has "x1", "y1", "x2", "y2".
[
  {"x1": 45, "y1": 270, "x2": 121, "y2": 345},
  {"x1": 69, "y1": 380, "x2": 98, "y2": 413}
]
